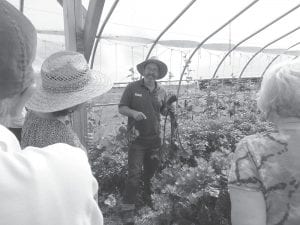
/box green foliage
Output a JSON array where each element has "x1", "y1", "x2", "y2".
[
  {"x1": 88, "y1": 81, "x2": 275, "y2": 224},
  {"x1": 89, "y1": 125, "x2": 128, "y2": 193}
]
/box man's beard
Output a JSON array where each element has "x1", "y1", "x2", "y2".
[{"x1": 144, "y1": 74, "x2": 155, "y2": 80}]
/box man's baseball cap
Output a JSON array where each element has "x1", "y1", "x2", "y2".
[{"x1": 0, "y1": 0, "x2": 37, "y2": 99}]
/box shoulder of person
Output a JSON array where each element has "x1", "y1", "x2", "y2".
[
  {"x1": 237, "y1": 132, "x2": 270, "y2": 146},
  {"x1": 156, "y1": 81, "x2": 166, "y2": 88},
  {"x1": 156, "y1": 84, "x2": 167, "y2": 95},
  {"x1": 24, "y1": 143, "x2": 88, "y2": 162},
  {"x1": 0, "y1": 125, "x2": 21, "y2": 152},
  {"x1": 235, "y1": 132, "x2": 281, "y2": 161},
  {"x1": 21, "y1": 143, "x2": 92, "y2": 182},
  {"x1": 121, "y1": 80, "x2": 141, "y2": 95},
  {"x1": 127, "y1": 80, "x2": 141, "y2": 88},
  {"x1": 0, "y1": 142, "x2": 101, "y2": 225},
  {"x1": 0, "y1": 143, "x2": 90, "y2": 185}
]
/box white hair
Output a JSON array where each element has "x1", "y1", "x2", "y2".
[{"x1": 257, "y1": 58, "x2": 300, "y2": 118}]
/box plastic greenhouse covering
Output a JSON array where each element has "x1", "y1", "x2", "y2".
[{"x1": 6, "y1": 0, "x2": 300, "y2": 83}]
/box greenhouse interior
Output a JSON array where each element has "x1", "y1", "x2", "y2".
[{"x1": 2, "y1": 0, "x2": 300, "y2": 224}]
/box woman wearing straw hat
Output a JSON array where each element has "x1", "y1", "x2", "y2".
[
  {"x1": 229, "y1": 58, "x2": 300, "y2": 225},
  {"x1": 0, "y1": 1, "x2": 104, "y2": 225},
  {"x1": 21, "y1": 51, "x2": 112, "y2": 150}
]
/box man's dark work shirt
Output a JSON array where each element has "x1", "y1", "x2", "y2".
[{"x1": 119, "y1": 79, "x2": 167, "y2": 147}]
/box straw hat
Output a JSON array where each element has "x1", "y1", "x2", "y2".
[
  {"x1": 136, "y1": 56, "x2": 168, "y2": 80},
  {"x1": 26, "y1": 51, "x2": 112, "y2": 113},
  {"x1": 0, "y1": 0, "x2": 37, "y2": 99}
]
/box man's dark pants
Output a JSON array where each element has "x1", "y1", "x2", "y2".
[{"x1": 123, "y1": 141, "x2": 160, "y2": 206}]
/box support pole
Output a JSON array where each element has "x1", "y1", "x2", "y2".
[
  {"x1": 62, "y1": 0, "x2": 87, "y2": 148},
  {"x1": 176, "y1": 0, "x2": 259, "y2": 103},
  {"x1": 145, "y1": 0, "x2": 197, "y2": 60},
  {"x1": 239, "y1": 27, "x2": 300, "y2": 78},
  {"x1": 90, "y1": 0, "x2": 120, "y2": 68},
  {"x1": 63, "y1": 0, "x2": 84, "y2": 52},
  {"x1": 83, "y1": 0, "x2": 105, "y2": 61},
  {"x1": 212, "y1": 3, "x2": 300, "y2": 79},
  {"x1": 260, "y1": 42, "x2": 300, "y2": 78}
]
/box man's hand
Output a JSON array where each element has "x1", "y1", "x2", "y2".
[
  {"x1": 132, "y1": 111, "x2": 147, "y2": 121},
  {"x1": 167, "y1": 105, "x2": 175, "y2": 114},
  {"x1": 162, "y1": 94, "x2": 177, "y2": 116},
  {"x1": 119, "y1": 106, "x2": 146, "y2": 121},
  {"x1": 166, "y1": 94, "x2": 177, "y2": 105}
]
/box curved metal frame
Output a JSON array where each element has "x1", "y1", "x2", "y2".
[
  {"x1": 238, "y1": 27, "x2": 300, "y2": 78},
  {"x1": 260, "y1": 41, "x2": 300, "y2": 78},
  {"x1": 20, "y1": 0, "x2": 24, "y2": 13},
  {"x1": 176, "y1": 0, "x2": 260, "y2": 99},
  {"x1": 145, "y1": 0, "x2": 197, "y2": 60},
  {"x1": 90, "y1": 0, "x2": 120, "y2": 69},
  {"x1": 211, "y1": 3, "x2": 300, "y2": 79}
]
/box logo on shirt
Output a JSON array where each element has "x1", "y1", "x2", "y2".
[{"x1": 134, "y1": 93, "x2": 142, "y2": 97}]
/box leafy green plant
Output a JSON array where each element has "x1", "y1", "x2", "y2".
[{"x1": 87, "y1": 81, "x2": 275, "y2": 224}]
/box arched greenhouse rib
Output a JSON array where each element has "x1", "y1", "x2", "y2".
[
  {"x1": 145, "y1": 0, "x2": 197, "y2": 60},
  {"x1": 260, "y1": 41, "x2": 300, "y2": 77},
  {"x1": 5, "y1": 1, "x2": 300, "y2": 224},
  {"x1": 86, "y1": 0, "x2": 300, "y2": 86},
  {"x1": 90, "y1": 0, "x2": 120, "y2": 69},
  {"x1": 212, "y1": 3, "x2": 300, "y2": 79},
  {"x1": 239, "y1": 26, "x2": 300, "y2": 78},
  {"x1": 176, "y1": 0, "x2": 259, "y2": 100}
]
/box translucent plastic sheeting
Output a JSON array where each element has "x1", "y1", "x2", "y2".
[{"x1": 6, "y1": 0, "x2": 300, "y2": 81}]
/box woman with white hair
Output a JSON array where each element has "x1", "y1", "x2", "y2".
[{"x1": 228, "y1": 58, "x2": 300, "y2": 225}]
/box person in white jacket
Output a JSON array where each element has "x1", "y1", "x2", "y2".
[{"x1": 0, "y1": 1, "x2": 103, "y2": 224}]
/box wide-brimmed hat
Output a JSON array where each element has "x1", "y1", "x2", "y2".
[
  {"x1": 26, "y1": 51, "x2": 112, "y2": 113},
  {"x1": 136, "y1": 56, "x2": 168, "y2": 80},
  {"x1": 0, "y1": 0, "x2": 37, "y2": 99}
]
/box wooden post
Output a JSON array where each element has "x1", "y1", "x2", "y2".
[
  {"x1": 62, "y1": 0, "x2": 106, "y2": 150},
  {"x1": 57, "y1": 0, "x2": 87, "y2": 19},
  {"x1": 62, "y1": 0, "x2": 87, "y2": 148},
  {"x1": 62, "y1": 0, "x2": 84, "y2": 51},
  {"x1": 83, "y1": 0, "x2": 105, "y2": 61}
]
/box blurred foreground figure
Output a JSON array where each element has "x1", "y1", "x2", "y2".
[
  {"x1": 0, "y1": 1, "x2": 103, "y2": 224},
  {"x1": 229, "y1": 58, "x2": 300, "y2": 225}
]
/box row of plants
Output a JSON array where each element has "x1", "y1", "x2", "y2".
[{"x1": 87, "y1": 83, "x2": 274, "y2": 225}]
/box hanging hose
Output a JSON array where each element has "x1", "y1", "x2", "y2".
[
  {"x1": 161, "y1": 95, "x2": 186, "y2": 153},
  {"x1": 124, "y1": 94, "x2": 186, "y2": 164}
]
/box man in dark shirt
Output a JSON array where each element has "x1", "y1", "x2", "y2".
[{"x1": 119, "y1": 56, "x2": 168, "y2": 224}]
